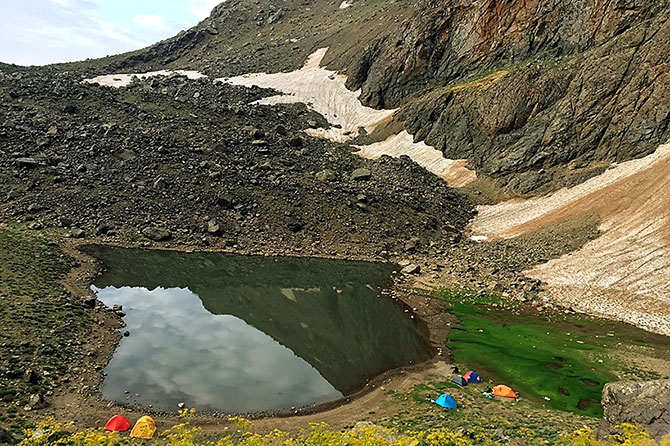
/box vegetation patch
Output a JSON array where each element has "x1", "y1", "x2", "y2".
[
  {"x1": 449, "y1": 70, "x2": 509, "y2": 93},
  {"x1": 14, "y1": 416, "x2": 668, "y2": 445},
  {"x1": 438, "y1": 288, "x2": 670, "y2": 417},
  {"x1": 0, "y1": 226, "x2": 94, "y2": 436}
]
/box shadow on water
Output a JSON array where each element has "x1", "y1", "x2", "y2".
[{"x1": 83, "y1": 245, "x2": 433, "y2": 413}]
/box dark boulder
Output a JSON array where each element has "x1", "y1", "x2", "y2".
[{"x1": 598, "y1": 379, "x2": 670, "y2": 441}]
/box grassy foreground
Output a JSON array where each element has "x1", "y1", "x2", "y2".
[{"x1": 12, "y1": 416, "x2": 670, "y2": 445}]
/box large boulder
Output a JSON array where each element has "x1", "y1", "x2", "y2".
[{"x1": 598, "y1": 379, "x2": 670, "y2": 441}]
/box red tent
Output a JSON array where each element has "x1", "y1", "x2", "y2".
[{"x1": 105, "y1": 415, "x2": 131, "y2": 432}]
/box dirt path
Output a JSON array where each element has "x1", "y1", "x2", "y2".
[{"x1": 469, "y1": 142, "x2": 670, "y2": 335}]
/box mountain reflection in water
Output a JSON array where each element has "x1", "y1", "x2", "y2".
[{"x1": 85, "y1": 246, "x2": 433, "y2": 413}]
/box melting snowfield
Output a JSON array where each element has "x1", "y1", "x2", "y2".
[
  {"x1": 470, "y1": 142, "x2": 670, "y2": 336},
  {"x1": 220, "y1": 48, "x2": 475, "y2": 186},
  {"x1": 353, "y1": 131, "x2": 476, "y2": 187}
]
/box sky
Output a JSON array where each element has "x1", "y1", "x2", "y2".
[{"x1": 0, "y1": 0, "x2": 221, "y2": 66}]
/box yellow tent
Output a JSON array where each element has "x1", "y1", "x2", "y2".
[{"x1": 130, "y1": 415, "x2": 156, "y2": 439}]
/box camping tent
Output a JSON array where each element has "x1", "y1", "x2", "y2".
[
  {"x1": 492, "y1": 385, "x2": 517, "y2": 399},
  {"x1": 452, "y1": 375, "x2": 468, "y2": 386},
  {"x1": 463, "y1": 370, "x2": 482, "y2": 383},
  {"x1": 434, "y1": 393, "x2": 457, "y2": 409},
  {"x1": 104, "y1": 415, "x2": 131, "y2": 432},
  {"x1": 130, "y1": 415, "x2": 156, "y2": 439}
]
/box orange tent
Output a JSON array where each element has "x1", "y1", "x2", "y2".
[
  {"x1": 492, "y1": 385, "x2": 517, "y2": 399},
  {"x1": 130, "y1": 415, "x2": 156, "y2": 439},
  {"x1": 104, "y1": 414, "x2": 131, "y2": 432}
]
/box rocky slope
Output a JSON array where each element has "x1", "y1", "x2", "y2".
[
  {"x1": 0, "y1": 66, "x2": 472, "y2": 257},
  {"x1": 88, "y1": 0, "x2": 670, "y2": 197}
]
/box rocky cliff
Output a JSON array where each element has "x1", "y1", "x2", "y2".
[
  {"x1": 390, "y1": 0, "x2": 670, "y2": 194},
  {"x1": 119, "y1": 0, "x2": 670, "y2": 196}
]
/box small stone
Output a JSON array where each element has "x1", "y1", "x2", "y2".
[
  {"x1": 207, "y1": 219, "x2": 221, "y2": 235},
  {"x1": 350, "y1": 168, "x2": 371, "y2": 181},
  {"x1": 289, "y1": 136, "x2": 304, "y2": 147},
  {"x1": 141, "y1": 227, "x2": 171, "y2": 241},
  {"x1": 315, "y1": 169, "x2": 335, "y2": 182},
  {"x1": 401, "y1": 264, "x2": 420, "y2": 274},
  {"x1": 217, "y1": 193, "x2": 235, "y2": 209},
  {"x1": 69, "y1": 227, "x2": 86, "y2": 238},
  {"x1": 285, "y1": 215, "x2": 304, "y2": 232},
  {"x1": 16, "y1": 157, "x2": 40, "y2": 168}
]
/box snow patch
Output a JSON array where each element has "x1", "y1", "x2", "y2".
[
  {"x1": 83, "y1": 70, "x2": 207, "y2": 88},
  {"x1": 221, "y1": 48, "x2": 475, "y2": 187},
  {"x1": 354, "y1": 131, "x2": 476, "y2": 187}
]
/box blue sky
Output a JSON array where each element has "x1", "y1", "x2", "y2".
[{"x1": 0, "y1": 0, "x2": 221, "y2": 66}]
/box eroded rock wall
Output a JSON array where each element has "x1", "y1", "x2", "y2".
[{"x1": 348, "y1": 0, "x2": 670, "y2": 194}]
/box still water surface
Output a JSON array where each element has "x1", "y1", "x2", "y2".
[{"x1": 85, "y1": 246, "x2": 432, "y2": 413}]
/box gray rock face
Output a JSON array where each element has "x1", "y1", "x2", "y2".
[
  {"x1": 598, "y1": 379, "x2": 670, "y2": 441},
  {"x1": 347, "y1": 0, "x2": 670, "y2": 195}
]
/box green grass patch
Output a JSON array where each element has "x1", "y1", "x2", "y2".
[{"x1": 437, "y1": 288, "x2": 670, "y2": 418}]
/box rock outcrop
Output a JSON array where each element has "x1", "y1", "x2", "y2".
[
  {"x1": 396, "y1": 8, "x2": 670, "y2": 194},
  {"x1": 598, "y1": 379, "x2": 670, "y2": 441},
  {"x1": 343, "y1": 0, "x2": 670, "y2": 194}
]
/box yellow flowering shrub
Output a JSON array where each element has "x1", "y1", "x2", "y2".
[
  {"x1": 414, "y1": 428, "x2": 473, "y2": 446},
  {"x1": 14, "y1": 417, "x2": 670, "y2": 446}
]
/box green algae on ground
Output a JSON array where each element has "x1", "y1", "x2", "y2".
[{"x1": 438, "y1": 288, "x2": 670, "y2": 418}]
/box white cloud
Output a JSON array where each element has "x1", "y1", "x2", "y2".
[
  {"x1": 190, "y1": 0, "x2": 221, "y2": 20},
  {"x1": 134, "y1": 13, "x2": 168, "y2": 31},
  {"x1": 0, "y1": 0, "x2": 202, "y2": 65},
  {"x1": 93, "y1": 18, "x2": 147, "y2": 47}
]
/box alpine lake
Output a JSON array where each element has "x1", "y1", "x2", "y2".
[
  {"x1": 83, "y1": 246, "x2": 670, "y2": 418},
  {"x1": 83, "y1": 245, "x2": 433, "y2": 414}
]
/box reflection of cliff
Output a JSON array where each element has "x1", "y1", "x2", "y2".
[{"x1": 84, "y1": 245, "x2": 433, "y2": 394}]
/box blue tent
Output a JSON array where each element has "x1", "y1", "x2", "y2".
[
  {"x1": 464, "y1": 370, "x2": 482, "y2": 383},
  {"x1": 434, "y1": 393, "x2": 457, "y2": 409}
]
